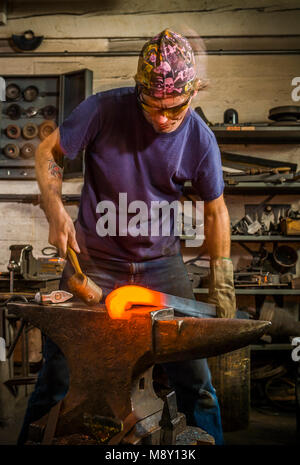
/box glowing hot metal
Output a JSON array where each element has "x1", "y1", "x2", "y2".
[{"x1": 105, "y1": 284, "x2": 216, "y2": 319}]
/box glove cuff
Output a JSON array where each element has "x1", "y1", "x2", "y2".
[{"x1": 208, "y1": 257, "x2": 236, "y2": 318}]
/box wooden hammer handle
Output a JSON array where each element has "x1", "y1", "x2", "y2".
[{"x1": 67, "y1": 246, "x2": 83, "y2": 275}]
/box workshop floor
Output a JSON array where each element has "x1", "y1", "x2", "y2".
[
  {"x1": 223, "y1": 408, "x2": 299, "y2": 445},
  {"x1": 0, "y1": 387, "x2": 299, "y2": 446}
]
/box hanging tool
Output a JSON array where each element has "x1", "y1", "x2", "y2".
[{"x1": 227, "y1": 166, "x2": 291, "y2": 176}]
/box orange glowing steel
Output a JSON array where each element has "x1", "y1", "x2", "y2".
[{"x1": 105, "y1": 285, "x2": 166, "y2": 319}]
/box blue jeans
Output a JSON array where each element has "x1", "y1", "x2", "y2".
[{"x1": 18, "y1": 253, "x2": 224, "y2": 445}]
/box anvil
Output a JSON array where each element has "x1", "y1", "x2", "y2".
[{"x1": 7, "y1": 302, "x2": 270, "y2": 441}]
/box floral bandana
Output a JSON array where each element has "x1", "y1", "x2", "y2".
[{"x1": 135, "y1": 29, "x2": 196, "y2": 98}]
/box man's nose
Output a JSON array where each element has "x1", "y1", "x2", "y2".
[{"x1": 153, "y1": 112, "x2": 169, "y2": 124}]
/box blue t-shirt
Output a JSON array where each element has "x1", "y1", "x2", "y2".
[{"x1": 59, "y1": 87, "x2": 224, "y2": 262}]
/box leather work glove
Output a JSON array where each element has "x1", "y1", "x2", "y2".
[{"x1": 207, "y1": 257, "x2": 236, "y2": 318}]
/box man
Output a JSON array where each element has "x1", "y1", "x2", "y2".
[{"x1": 18, "y1": 29, "x2": 236, "y2": 445}]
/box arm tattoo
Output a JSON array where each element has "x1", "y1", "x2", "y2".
[{"x1": 48, "y1": 159, "x2": 63, "y2": 179}]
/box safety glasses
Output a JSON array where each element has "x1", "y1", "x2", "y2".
[{"x1": 137, "y1": 91, "x2": 192, "y2": 120}]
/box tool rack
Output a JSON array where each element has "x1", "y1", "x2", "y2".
[{"x1": 0, "y1": 69, "x2": 92, "y2": 180}]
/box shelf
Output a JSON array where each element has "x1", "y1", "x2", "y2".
[
  {"x1": 181, "y1": 235, "x2": 300, "y2": 242},
  {"x1": 231, "y1": 235, "x2": 300, "y2": 242},
  {"x1": 193, "y1": 288, "x2": 300, "y2": 295},
  {"x1": 224, "y1": 182, "x2": 300, "y2": 194},
  {"x1": 211, "y1": 125, "x2": 300, "y2": 144},
  {"x1": 183, "y1": 181, "x2": 300, "y2": 195}
]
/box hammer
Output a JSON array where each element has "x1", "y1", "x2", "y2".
[{"x1": 67, "y1": 246, "x2": 103, "y2": 305}]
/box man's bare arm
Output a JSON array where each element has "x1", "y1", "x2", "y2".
[
  {"x1": 35, "y1": 128, "x2": 80, "y2": 257},
  {"x1": 204, "y1": 194, "x2": 231, "y2": 259}
]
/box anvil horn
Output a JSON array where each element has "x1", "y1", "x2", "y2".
[{"x1": 154, "y1": 316, "x2": 271, "y2": 362}]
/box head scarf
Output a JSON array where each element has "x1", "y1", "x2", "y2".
[{"x1": 135, "y1": 29, "x2": 196, "y2": 98}]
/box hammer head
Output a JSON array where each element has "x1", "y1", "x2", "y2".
[{"x1": 67, "y1": 272, "x2": 103, "y2": 305}]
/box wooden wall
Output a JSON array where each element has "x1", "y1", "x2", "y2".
[{"x1": 0, "y1": 0, "x2": 299, "y2": 269}]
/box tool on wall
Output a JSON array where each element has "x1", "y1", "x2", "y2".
[
  {"x1": 38, "y1": 120, "x2": 57, "y2": 140},
  {"x1": 5, "y1": 124, "x2": 21, "y2": 139},
  {"x1": 5, "y1": 104, "x2": 57, "y2": 120},
  {"x1": 3, "y1": 143, "x2": 19, "y2": 159},
  {"x1": 231, "y1": 195, "x2": 275, "y2": 235},
  {"x1": 11, "y1": 30, "x2": 44, "y2": 52},
  {"x1": 232, "y1": 200, "x2": 300, "y2": 236},
  {"x1": 20, "y1": 142, "x2": 35, "y2": 159},
  {"x1": 268, "y1": 106, "x2": 300, "y2": 123},
  {"x1": 234, "y1": 242, "x2": 298, "y2": 288},
  {"x1": 221, "y1": 151, "x2": 299, "y2": 185},
  {"x1": 22, "y1": 122, "x2": 39, "y2": 140},
  {"x1": 0, "y1": 70, "x2": 82, "y2": 178},
  {"x1": 5, "y1": 83, "x2": 21, "y2": 101},
  {"x1": 224, "y1": 108, "x2": 239, "y2": 124}
]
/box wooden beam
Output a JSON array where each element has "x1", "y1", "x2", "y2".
[
  {"x1": 1, "y1": 8, "x2": 300, "y2": 38},
  {"x1": 6, "y1": 1, "x2": 300, "y2": 17},
  {"x1": 0, "y1": 36, "x2": 300, "y2": 54}
]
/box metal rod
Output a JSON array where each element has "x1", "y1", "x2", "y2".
[{"x1": 0, "y1": 194, "x2": 80, "y2": 204}]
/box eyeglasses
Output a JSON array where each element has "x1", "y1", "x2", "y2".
[{"x1": 137, "y1": 92, "x2": 192, "y2": 119}]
